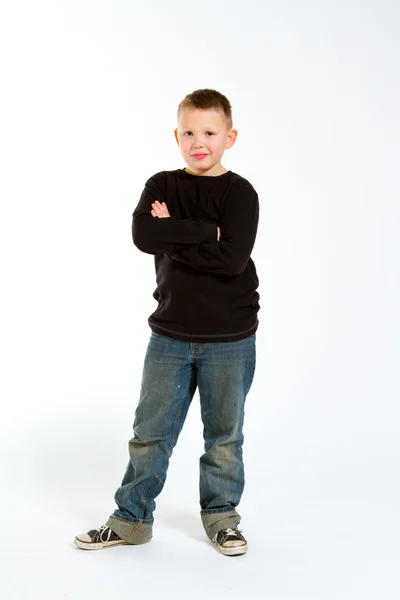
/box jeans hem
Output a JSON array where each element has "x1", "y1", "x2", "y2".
[
  {"x1": 106, "y1": 514, "x2": 153, "y2": 544},
  {"x1": 200, "y1": 506, "x2": 239, "y2": 515},
  {"x1": 200, "y1": 508, "x2": 241, "y2": 541}
]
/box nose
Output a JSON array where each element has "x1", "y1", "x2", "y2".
[{"x1": 191, "y1": 135, "x2": 205, "y2": 147}]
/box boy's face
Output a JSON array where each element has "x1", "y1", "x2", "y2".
[{"x1": 174, "y1": 108, "x2": 237, "y2": 175}]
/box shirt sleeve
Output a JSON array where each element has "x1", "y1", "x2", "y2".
[
  {"x1": 166, "y1": 183, "x2": 259, "y2": 276},
  {"x1": 132, "y1": 173, "x2": 217, "y2": 254}
]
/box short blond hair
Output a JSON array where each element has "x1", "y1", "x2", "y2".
[{"x1": 177, "y1": 88, "x2": 233, "y2": 131}]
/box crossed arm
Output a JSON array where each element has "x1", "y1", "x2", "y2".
[
  {"x1": 132, "y1": 176, "x2": 259, "y2": 276},
  {"x1": 150, "y1": 200, "x2": 221, "y2": 240}
]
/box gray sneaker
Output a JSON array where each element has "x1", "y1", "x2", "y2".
[
  {"x1": 74, "y1": 524, "x2": 133, "y2": 550},
  {"x1": 212, "y1": 527, "x2": 248, "y2": 556}
]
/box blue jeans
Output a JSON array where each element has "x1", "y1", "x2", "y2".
[{"x1": 106, "y1": 330, "x2": 256, "y2": 543}]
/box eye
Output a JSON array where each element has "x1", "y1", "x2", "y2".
[{"x1": 183, "y1": 132, "x2": 215, "y2": 136}]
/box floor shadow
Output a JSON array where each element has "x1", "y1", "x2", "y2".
[{"x1": 156, "y1": 502, "x2": 208, "y2": 543}]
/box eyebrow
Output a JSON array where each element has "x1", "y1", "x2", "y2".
[{"x1": 181, "y1": 127, "x2": 217, "y2": 131}]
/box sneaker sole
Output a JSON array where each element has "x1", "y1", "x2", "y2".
[
  {"x1": 73, "y1": 536, "x2": 134, "y2": 550},
  {"x1": 216, "y1": 542, "x2": 248, "y2": 556}
]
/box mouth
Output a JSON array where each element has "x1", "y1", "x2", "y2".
[{"x1": 192, "y1": 154, "x2": 208, "y2": 159}]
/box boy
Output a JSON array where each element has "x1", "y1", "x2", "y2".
[{"x1": 74, "y1": 88, "x2": 260, "y2": 556}]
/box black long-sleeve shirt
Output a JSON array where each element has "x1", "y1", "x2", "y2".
[{"x1": 132, "y1": 168, "x2": 260, "y2": 342}]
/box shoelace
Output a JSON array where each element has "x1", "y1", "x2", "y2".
[
  {"x1": 223, "y1": 528, "x2": 240, "y2": 536},
  {"x1": 93, "y1": 525, "x2": 113, "y2": 543},
  {"x1": 213, "y1": 527, "x2": 244, "y2": 543}
]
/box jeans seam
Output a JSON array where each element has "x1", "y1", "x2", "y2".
[
  {"x1": 112, "y1": 513, "x2": 154, "y2": 524},
  {"x1": 244, "y1": 348, "x2": 256, "y2": 395},
  {"x1": 170, "y1": 370, "x2": 191, "y2": 453},
  {"x1": 200, "y1": 506, "x2": 238, "y2": 515},
  {"x1": 139, "y1": 369, "x2": 191, "y2": 520},
  {"x1": 199, "y1": 392, "x2": 210, "y2": 442},
  {"x1": 139, "y1": 458, "x2": 169, "y2": 521}
]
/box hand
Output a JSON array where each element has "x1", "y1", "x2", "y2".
[
  {"x1": 217, "y1": 226, "x2": 221, "y2": 241},
  {"x1": 151, "y1": 200, "x2": 171, "y2": 218}
]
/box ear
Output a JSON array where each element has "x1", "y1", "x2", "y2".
[
  {"x1": 174, "y1": 128, "x2": 179, "y2": 145},
  {"x1": 226, "y1": 129, "x2": 238, "y2": 148}
]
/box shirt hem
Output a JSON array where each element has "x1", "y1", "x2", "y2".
[{"x1": 148, "y1": 319, "x2": 259, "y2": 343}]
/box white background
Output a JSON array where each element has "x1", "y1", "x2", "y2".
[{"x1": 0, "y1": 0, "x2": 399, "y2": 598}]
